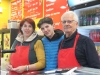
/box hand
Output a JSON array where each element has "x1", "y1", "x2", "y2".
[
  {"x1": 12, "y1": 66, "x2": 26, "y2": 73},
  {"x1": 6, "y1": 64, "x2": 13, "y2": 71}
]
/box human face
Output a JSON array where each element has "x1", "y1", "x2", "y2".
[
  {"x1": 40, "y1": 23, "x2": 55, "y2": 39},
  {"x1": 61, "y1": 14, "x2": 78, "y2": 36},
  {"x1": 21, "y1": 21, "x2": 33, "y2": 38}
]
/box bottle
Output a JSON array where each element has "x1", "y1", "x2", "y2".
[
  {"x1": 86, "y1": 10, "x2": 90, "y2": 26},
  {"x1": 92, "y1": 9, "x2": 96, "y2": 25},
  {"x1": 95, "y1": 7, "x2": 99, "y2": 25},
  {"x1": 89, "y1": 10, "x2": 93, "y2": 25},
  {"x1": 96, "y1": 32, "x2": 99, "y2": 42},
  {"x1": 83, "y1": 11, "x2": 87, "y2": 26},
  {"x1": 99, "y1": 32, "x2": 100, "y2": 42},
  {"x1": 97, "y1": 8, "x2": 100, "y2": 24},
  {"x1": 79, "y1": 11, "x2": 83, "y2": 26}
]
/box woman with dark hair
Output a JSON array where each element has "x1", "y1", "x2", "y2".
[{"x1": 6, "y1": 18, "x2": 45, "y2": 75}]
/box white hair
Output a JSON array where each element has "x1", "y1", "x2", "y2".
[{"x1": 61, "y1": 11, "x2": 78, "y2": 22}]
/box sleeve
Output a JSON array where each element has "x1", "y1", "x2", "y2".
[
  {"x1": 11, "y1": 40, "x2": 18, "y2": 49},
  {"x1": 83, "y1": 38, "x2": 100, "y2": 69},
  {"x1": 34, "y1": 40, "x2": 45, "y2": 70}
]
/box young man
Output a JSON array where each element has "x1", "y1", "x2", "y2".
[
  {"x1": 37, "y1": 17, "x2": 64, "y2": 70},
  {"x1": 58, "y1": 11, "x2": 100, "y2": 69}
]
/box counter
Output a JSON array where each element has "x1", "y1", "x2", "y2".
[{"x1": 1, "y1": 67, "x2": 100, "y2": 75}]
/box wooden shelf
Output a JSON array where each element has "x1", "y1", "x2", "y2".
[
  {"x1": 0, "y1": 29, "x2": 10, "y2": 33},
  {"x1": 78, "y1": 25, "x2": 100, "y2": 29},
  {"x1": 94, "y1": 42, "x2": 100, "y2": 46}
]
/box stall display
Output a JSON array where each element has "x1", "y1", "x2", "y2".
[
  {"x1": 0, "y1": 29, "x2": 18, "y2": 55},
  {"x1": 3, "y1": 33, "x2": 10, "y2": 50}
]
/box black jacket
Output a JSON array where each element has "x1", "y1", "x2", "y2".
[
  {"x1": 60, "y1": 30, "x2": 100, "y2": 69},
  {"x1": 46, "y1": 29, "x2": 64, "y2": 41}
]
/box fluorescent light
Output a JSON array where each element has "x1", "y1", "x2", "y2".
[
  {"x1": 0, "y1": 0, "x2": 2, "y2": 2},
  {"x1": 0, "y1": 7, "x2": 2, "y2": 12}
]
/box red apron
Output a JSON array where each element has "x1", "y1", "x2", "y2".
[
  {"x1": 58, "y1": 33, "x2": 80, "y2": 69},
  {"x1": 9, "y1": 44, "x2": 33, "y2": 75}
]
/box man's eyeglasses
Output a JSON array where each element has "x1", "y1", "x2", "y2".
[{"x1": 62, "y1": 20, "x2": 75, "y2": 24}]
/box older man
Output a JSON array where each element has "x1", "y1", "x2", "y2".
[{"x1": 58, "y1": 11, "x2": 100, "y2": 69}]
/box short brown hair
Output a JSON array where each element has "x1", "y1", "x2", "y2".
[
  {"x1": 37, "y1": 17, "x2": 53, "y2": 28},
  {"x1": 19, "y1": 18, "x2": 35, "y2": 34}
]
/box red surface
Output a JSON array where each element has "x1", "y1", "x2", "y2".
[
  {"x1": 24, "y1": 0, "x2": 43, "y2": 19},
  {"x1": 11, "y1": 0, "x2": 22, "y2": 20}
]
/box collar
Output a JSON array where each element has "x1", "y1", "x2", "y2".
[
  {"x1": 16, "y1": 31, "x2": 38, "y2": 43},
  {"x1": 45, "y1": 29, "x2": 64, "y2": 41},
  {"x1": 64, "y1": 30, "x2": 78, "y2": 41}
]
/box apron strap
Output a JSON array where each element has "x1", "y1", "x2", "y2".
[
  {"x1": 73, "y1": 33, "x2": 80, "y2": 48},
  {"x1": 60, "y1": 33, "x2": 80, "y2": 49},
  {"x1": 29, "y1": 35, "x2": 40, "y2": 64},
  {"x1": 59, "y1": 40, "x2": 63, "y2": 49}
]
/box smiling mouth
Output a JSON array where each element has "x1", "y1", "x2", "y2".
[
  {"x1": 25, "y1": 32, "x2": 30, "y2": 34},
  {"x1": 65, "y1": 26, "x2": 71, "y2": 28},
  {"x1": 45, "y1": 33, "x2": 48, "y2": 35}
]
